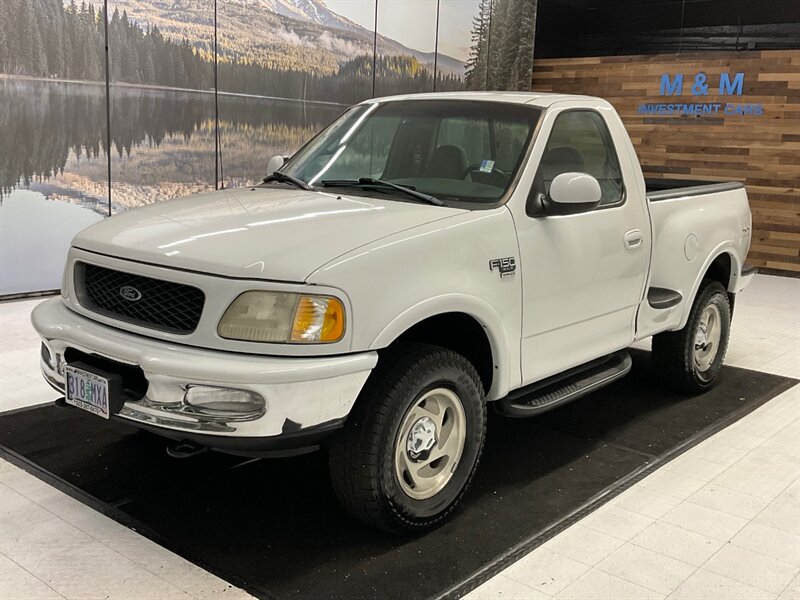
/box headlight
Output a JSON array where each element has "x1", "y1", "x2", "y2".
[{"x1": 217, "y1": 291, "x2": 345, "y2": 343}]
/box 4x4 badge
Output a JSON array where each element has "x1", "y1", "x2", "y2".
[{"x1": 489, "y1": 257, "x2": 516, "y2": 278}]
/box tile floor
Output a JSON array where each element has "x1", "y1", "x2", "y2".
[{"x1": 1, "y1": 274, "x2": 798, "y2": 600}]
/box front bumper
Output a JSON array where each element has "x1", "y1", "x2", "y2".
[{"x1": 32, "y1": 298, "x2": 377, "y2": 453}]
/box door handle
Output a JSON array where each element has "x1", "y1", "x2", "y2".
[{"x1": 624, "y1": 229, "x2": 644, "y2": 249}]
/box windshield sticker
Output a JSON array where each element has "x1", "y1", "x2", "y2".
[{"x1": 479, "y1": 159, "x2": 495, "y2": 173}]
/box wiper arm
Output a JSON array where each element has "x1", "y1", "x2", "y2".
[
  {"x1": 320, "y1": 178, "x2": 444, "y2": 206},
  {"x1": 262, "y1": 171, "x2": 315, "y2": 191}
]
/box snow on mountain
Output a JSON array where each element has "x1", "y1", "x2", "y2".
[
  {"x1": 221, "y1": 0, "x2": 464, "y2": 73},
  {"x1": 221, "y1": 0, "x2": 365, "y2": 34},
  {"x1": 262, "y1": 0, "x2": 364, "y2": 33}
]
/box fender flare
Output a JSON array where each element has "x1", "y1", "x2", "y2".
[
  {"x1": 369, "y1": 294, "x2": 513, "y2": 400},
  {"x1": 678, "y1": 244, "x2": 741, "y2": 329}
]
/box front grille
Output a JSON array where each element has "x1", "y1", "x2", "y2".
[{"x1": 76, "y1": 262, "x2": 205, "y2": 335}]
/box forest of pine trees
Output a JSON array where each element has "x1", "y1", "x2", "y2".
[
  {"x1": 465, "y1": 0, "x2": 536, "y2": 91},
  {"x1": 0, "y1": 0, "x2": 466, "y2": 104},
  {"x1": 0, "y1": 0, "x2": 103, "y2": 81},
  {"x1": 0, "y1": 0, "x2": 216, "y2": 88}
]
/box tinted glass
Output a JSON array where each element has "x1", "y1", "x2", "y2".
[
  {"x1": 282, "y1": 100, "x2": 541, "y2": 206},
  {"x1": 536, "y1": 110, "x2": 623, "y2": 206}
]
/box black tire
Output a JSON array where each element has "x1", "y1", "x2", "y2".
[
  {"x1": 652, "y1": 280, "x2": 731, "y2": 394},
  {"x1": 328, "y1": 343, "x2": 486, "y2": 534}
]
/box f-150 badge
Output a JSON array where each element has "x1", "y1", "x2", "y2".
[{"x1": 489, "y1": 257, "x2": 516, "y2": 278}]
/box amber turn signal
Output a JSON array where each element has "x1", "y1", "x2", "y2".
[{"x1": 291, "y1": 295, "x2": 345, "y2": 343}]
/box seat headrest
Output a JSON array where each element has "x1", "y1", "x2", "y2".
[
  {"x1": 425, "y1": 144, "x2": 468, "y2": 179},
  {"x1": 541, "y1": 147, "x2": 585, "y2": 173}
]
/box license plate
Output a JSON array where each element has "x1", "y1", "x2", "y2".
[{"x1": 65, "y1": 365, "x2": 111, "y2": 419}]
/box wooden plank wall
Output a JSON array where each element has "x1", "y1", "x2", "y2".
[{"x1": 531, "y1": 51, "x2": 800, "y2": 274}]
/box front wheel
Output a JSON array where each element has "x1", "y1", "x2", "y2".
[
  {"x1": 652, "y1": 280, "x2": 731, "y2": 393},
  {"x1": 328, "y1": 343, "x2": 486, "y2": 534}
]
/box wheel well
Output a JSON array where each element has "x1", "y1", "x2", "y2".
[
  {"x1": 390, "y1": 313, "x2": 494, "y2": 394},
  {"x1": 704, "y1": 253, "x2": 732, "y2": 289}
]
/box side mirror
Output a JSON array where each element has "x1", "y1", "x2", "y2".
[
  {"x1": 544, "y1": 172, "x2": 602, "y2": 215},
  {"x1": 267, "y1": 155, "x2": 286, "y2": 174}
]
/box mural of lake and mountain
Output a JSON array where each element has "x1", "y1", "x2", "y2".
[{"x1": 0, "y1": 0, "x2": 538, "y2": 295}]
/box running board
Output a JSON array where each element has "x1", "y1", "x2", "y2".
[{"x1": 496, "y1": 351, "x2": 632, "y2": 418}]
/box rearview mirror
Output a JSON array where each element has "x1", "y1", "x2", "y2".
[
  {"x1": 267, "y1": 155, "x2": 286, "y2": 174},
  {"x1": 545, "y1": 172, "x2": 602, "y2": 215}
]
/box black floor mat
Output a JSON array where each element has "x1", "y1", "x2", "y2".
[{"x1": 0, "y1": 351, "x2": 795, "y2": 600}]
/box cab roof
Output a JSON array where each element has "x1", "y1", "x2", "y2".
[{"x1": 362, "y1": 90, "x2": 603, "y2": 109}]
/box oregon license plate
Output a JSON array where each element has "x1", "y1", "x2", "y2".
[{"x1": 65, "y1": 365, "x2": 110, "y2": 419}]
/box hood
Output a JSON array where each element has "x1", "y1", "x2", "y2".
[{"x1": 73, "y1": 187, "x2": 462, "y2": 282}]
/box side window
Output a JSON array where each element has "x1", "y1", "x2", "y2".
[{"x1": 535, "y1": 111, "x2": 624, "y2": 207}]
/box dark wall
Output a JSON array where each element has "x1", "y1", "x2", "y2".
[{"x1": 535, "y1": 0, "x2": 800, "y2": 58}]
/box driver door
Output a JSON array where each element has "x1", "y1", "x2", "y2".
[{"x1": 516, "y1": 106, "x2": 651, "y2": 384}]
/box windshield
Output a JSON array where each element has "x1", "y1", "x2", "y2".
[{"x1": 280, "y1": 100, "x2": 541, "y2": 207}]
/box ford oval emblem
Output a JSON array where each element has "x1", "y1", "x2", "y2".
[{"x1": 119, "y1": 285, "x2": 142, "y2": 302}]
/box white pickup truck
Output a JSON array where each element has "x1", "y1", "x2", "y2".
[{"x1": 33, "y1": 92, "x2": 755, "y2": 533}]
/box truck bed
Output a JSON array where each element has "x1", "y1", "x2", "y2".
[
  {"x1": 646, "y1": 179, "x2": 744, "y2": 202},
  {"x1": 638, "y1": 178, "x2": 751, "y2": 339}
]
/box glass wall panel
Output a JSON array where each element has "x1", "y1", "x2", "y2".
[
  {"x1": 107, "y1": 1, "x2": 216, "y2": 212},
  {"x1": 485, "y1": 0, "x2": 537, "y2": 91},
  {"x1": 217, "y1": 0, "x2": 374, "y2": 187},
  {"x1": 437, "y1": 0, "x2": 481, "y2": 90},
  {"x1": 0, "y1": 0, "x2": 107, "y2": 295},
  {"x1": 374, "y1": 0, "x2": 438, "y2": 96},
  {"x1": 449, "y1": 0, "x2": 537, "y2": 92}
]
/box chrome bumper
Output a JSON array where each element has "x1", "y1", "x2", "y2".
[{"x1": 32, "y1": 298, "x2": 377, "y2": 444}]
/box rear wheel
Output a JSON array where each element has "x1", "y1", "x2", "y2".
[
  {"x1": 652, "y1": 280, "x2": 731, "y2": 393},
  {"x1": 328, "y1": 343, "x2": 486, "y2": 534}
]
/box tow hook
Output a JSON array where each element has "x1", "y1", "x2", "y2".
[{"x1": 166, "y1": 441, "x2": 208, "y2": 459}]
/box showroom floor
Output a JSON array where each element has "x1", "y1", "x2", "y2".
[{"x1": 0, "y1": 274, "x2": 798, "y2": 600}]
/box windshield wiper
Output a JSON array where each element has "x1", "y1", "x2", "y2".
[
  {"x1": 320, "y1": 178, "x2": 444, "y2": 206},
  {"x1": 262, "y1": 171, "x2": 315, "y2": 191}
]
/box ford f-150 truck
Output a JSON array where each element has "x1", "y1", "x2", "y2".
[{"x1": 33, "y1": 92, "x2": 755, "y2": 533}]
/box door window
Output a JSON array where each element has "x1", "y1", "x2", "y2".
[{"x1": 535, "y1": 111, "x2": 624, "y2": 207}]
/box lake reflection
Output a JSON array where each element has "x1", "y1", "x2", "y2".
[
  {"x1": 0, "y1": 190, "x2": 104, "y2": 296},
  {"x1": 0, "y1": 78, "x2": 344, "y2": 294}
]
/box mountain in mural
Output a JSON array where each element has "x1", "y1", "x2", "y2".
[
  {"x1": 257, "y1": 0, "x2": 365, "y2": 33},
  {"x1": 0, "y1": 0, "x2": 466, "y2": 106},
  {"x1": 112, "y1": 0, "x2": 466, "y2": 76}
]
